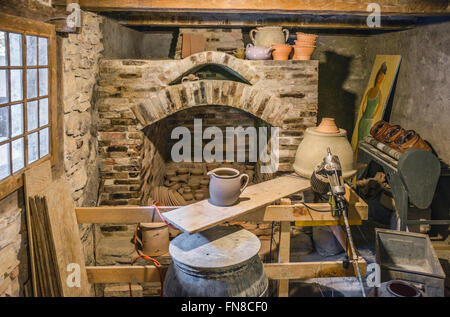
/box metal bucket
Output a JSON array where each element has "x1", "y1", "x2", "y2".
[{"x1": 164, "y1": 226, "x2": 268, "y2": 297}]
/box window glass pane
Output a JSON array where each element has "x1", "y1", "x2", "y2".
[
  {"x1": 9, "y1": 33, "x2": 22, "y2": 66},
  {"x1": 28, "y1": 132, "x2": 38, "y2": 164},
  {"x1": 0, "y1": 31, "x2": 7, "y2": 66},
  {"x1": 0, "y1": 143, "x2": 10, "y2": 180},
  {"x1": 27, "y1": 100, "x2": 38, "y2": 131},
  {"x1": 0, "y1": 69, "x2": 8, "y2": 104},
  {"x1": 27, "y1": 68, "x2": 37, "y2": 99},
  {"x1": 11, "y1": 103, "x2": 23, "y2": 137},
  {"x1": 39, "y1": 98, "x2": 48, "y2": 127},
  {"x1": 26, "y1": 35, "x2": 37, "y2": 66},
  {"x1": 10, "y1": 69, "x2": 23, "y2": 102},
  {"x1": 39, "y1": 68, "x2": 48, "y2": 96},
  {"x1": 12, "y1": 137, "x2": 24, "y2": 173},
  {"x1": 38, "y1": 37, "x2": 48, "y2": 66},
  {"x1": 39, "y1": 127, "x2": 49, "y2": 158},
  {"x1": 0, "y1": 106, "x2": 9, "y2": 142}
]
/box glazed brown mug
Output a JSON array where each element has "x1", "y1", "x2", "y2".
[
  {"x1": 394, "y1": 130, "x2": 432, "y2": 153},
  {"x1": 370, "y1": 120, "x2": 391, "y2": 142}
]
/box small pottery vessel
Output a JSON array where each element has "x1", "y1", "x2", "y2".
[
  {"x1": 245, "y1": 44, "x2": 273, "y2": 60},
  {"x1": 140, "y1": 223, "x2": 169, "y2": 256},
  {"x1": 293, "y1": 124, "x2": 356, "y2": 179},
  {"x1": 272, "y1": 44, "x2": 292, "y2": 60},
  {"x1": 296, "y1": 32, "x2": 318, "y2": 41},
  {"x1": 250, "y1": 26, "x2": 289, "y2": 47},
  {"x1": 370, "y1": 120, "x2": 391, "y2": 142},
  {"x1": 316, "y1": 118, "x2": 339, "y2": 134},
  {"x1": 382, "y1": 125, "x2": 404, "y2": 145},
  {"x1": 207, "y1": 168, "x2": 249, "y2": 206},
  {"x1": 393, "y1": 130, "x2": 432, "y2": 153},
  {"x1": 370, "y1": 280, "x2": 423, "y2": 297},
  {"x1": 293, "y1": 45, "x2": 316, "y2": 60}
]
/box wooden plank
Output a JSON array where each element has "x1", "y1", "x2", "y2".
[
  {"x1": 86, "y1": 266, "x2": 168, "y2": 284},
  {"x1": 78, "y1": 0, "x2": 450, "y2": 16},
  {"x1": 277, "y1": 199, "x2": 291, "y2": 297},
  {"x1": 264, "y1": 258, "x2": 367, "y2": 280},
  {"x1": 75, "y1": 206, "x2": 177, "y2": 224},
  {"x1": 162, "y1": 175, "x2": 310, "y2": 234},
  {"x1": 37, "y1": 179, "x2": 91, "y2": 296},
  {"x1": 24, "y1": 160, "x2": 52, "y2": 297}
]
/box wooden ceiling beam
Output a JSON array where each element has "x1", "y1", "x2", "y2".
[
  {"x1": 77, "y1": 0, "x2": 450, "y2": 16},
  {"x1": 117, "y1": 13, "x2": 417, "y2": 30}
]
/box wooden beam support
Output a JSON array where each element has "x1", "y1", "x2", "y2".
[
  {"x1": 75, "y1": 206, "x2": 176, "y2": 224},
  {"x1": 78, "y1": 0, "x2": 450, "y2": 16},
  {"x1": 118, "y1": 12, "x2": 417, "y2": 30},
  {"x1": 264, "y1": 258, "x2": 367, "y2": 280},
  {"x1": 86, "y1": 265, "x2": 167, "y2": 284}
]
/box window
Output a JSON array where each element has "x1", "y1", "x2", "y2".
[{"x1": 0, "y1": 14, "x2": 56, "y2": 197}]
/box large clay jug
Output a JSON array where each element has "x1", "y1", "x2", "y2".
[
  {"x1": 207, "y1": 168, "x2": 249, "y2": 206},
  {"x1": 250, "y1": 26, "x2": 289, "y2": 47}
]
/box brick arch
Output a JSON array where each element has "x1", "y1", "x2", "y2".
[
  {"x1": 160, "y1": 51, "x2": 261, "y2": 85},
  {"x1": 131, "y1": 80, "x2": 290, "y2": 129}
]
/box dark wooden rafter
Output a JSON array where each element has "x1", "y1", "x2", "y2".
[
  {"x1": 72, "y1": 0, "x2": 450, "y2": 16},
  {"x1": 115, "y1": 12, "x2": 418, "y2": 30}
]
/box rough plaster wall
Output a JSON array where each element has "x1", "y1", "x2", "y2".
[
  {"x1": 365, "y1": 20, "x2": 450, "y2": 165},
  {"x1": 101, "y1": 17, "x2": 143, "y2": 59},
  {"x1": 311, "y1": 33, "x2": 368, "y2": 137}
]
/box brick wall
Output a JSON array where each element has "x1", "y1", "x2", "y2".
[{"x1": 96, "y1": 52, "x2": 318, "y2": 206}]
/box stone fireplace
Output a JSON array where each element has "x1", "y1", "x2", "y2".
[{"x1": 96, "y1": 51, "x2": 318, "y2": 207}]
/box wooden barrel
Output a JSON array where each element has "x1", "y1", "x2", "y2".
[{"x1": 164, "y1": 226, "x2": 268, "y2": 297}]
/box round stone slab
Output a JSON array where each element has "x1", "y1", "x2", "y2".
[{"x1": 169, "y1": 226, "x2": 261, "y2": 269}]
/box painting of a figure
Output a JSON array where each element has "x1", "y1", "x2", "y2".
[{"x1": 351, "y1": 55, "x2": 402, "y2": 152}]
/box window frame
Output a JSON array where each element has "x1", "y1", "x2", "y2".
[{"x1": 0, "y1": 13, "x2": 57, "y2": 199}]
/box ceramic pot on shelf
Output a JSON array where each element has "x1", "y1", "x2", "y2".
[
  {"x1": 382, "y1": 125, "x2": 404, "y2": 146},
  {"x1": 293, "y1": 45, "x2": 316, "y2": 60},
  {"x1": 250, "y1": 26, "x2": 289, "y2": 47},
  {"x1": 272, "y1": 44, "x2": 292, "y2": 60},
  {"x1": 245, "y1": 44, "x2": 273, "y2": 60},
  {"x1": 292, "y1": 118, "x2": 356, "y2": 179},
  {"x1": 207, "y1": 168, "x2": 249, "y2": 206},
  {"x1": 393, "y1": 130, "x2": 432, "y2": 153},
  {"x1": 370, "y1": 120, "x2": 391, "y2": 142}
]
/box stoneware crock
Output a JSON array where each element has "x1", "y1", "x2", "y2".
[
  {"x1": 250, "y1": 26, "x2": 289, "y2": 47},
  {"x1": 207, "y1": 168, "x2": 249, "y2": 206}
]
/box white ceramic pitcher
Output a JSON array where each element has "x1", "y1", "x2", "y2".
[{"x1": 207, "y1": 168, "x2": 249, "y2": 206}]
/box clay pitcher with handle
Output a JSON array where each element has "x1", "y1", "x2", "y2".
[
  {"x1": 250, "y1": 26, "x2": 289, "y2": 47},
  {"x1": 207, "y1": 168, "x2": 249, "y2": 206}
]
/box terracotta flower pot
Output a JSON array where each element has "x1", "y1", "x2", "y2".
[
  {"x1": 296, "y1": 32, "x2": 318, "y2": 41},
  {"x1": 272, "y1": 45, "x2": 292, "y2": 60},
  {"x1": 293, "y1": 45, "x2": 316, "y2": 60},
  {"x1": 294, "y1": 39, "x2": 316, "y2": 46},
  {"x1": 316, "y1": 118, "x2": 339, "y2": 134},
  {"x1": 140, "y1": 223, "x2": 169, "y2": 256}
]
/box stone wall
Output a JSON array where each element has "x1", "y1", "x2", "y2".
[
  {"x1": 0, "y1": 191, "x2": 28, "y2": 296},
  {"x1": 62, "y1": 11, "x2": 104, "y2": 266},
  {"x1": 96, "y1": 52, "x2": 318, "y2": 206}
]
